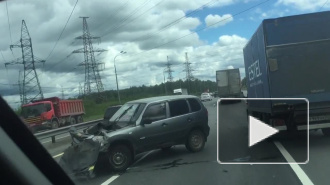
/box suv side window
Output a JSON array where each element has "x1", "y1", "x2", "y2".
[
  {"x1": 188, "y1": 98, "x2": 201, "y2": 112},
  {"x1": 169, "y1": 99, "x2": 189, "y2": 117},
  {"x1": 143, "y1": 102, "x2": 166, "y2": 122}
]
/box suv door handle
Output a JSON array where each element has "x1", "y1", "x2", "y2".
[
  {"x1": 187, "y1": 118, "x2": 192, "y2": 122},
  {"x1": 162, "y1": 123, "x2": 168, "y2": 127}
]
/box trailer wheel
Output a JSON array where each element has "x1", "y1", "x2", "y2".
[
  {"x1": 77, "y1": 116, "x2": 83, "y2": 123},
  {"x1": 70, "y1": 117, "x2": 77, "y2": 125},
  {"x1": 51, "y1": 120, "x2": 59, "y2": 129},
  {"x1": 322, "y1": 128, "x2": 330, "y2": 136}
]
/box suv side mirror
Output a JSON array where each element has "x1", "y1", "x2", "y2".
[{"x1": 141, "y1": 118, "x2": 152, "y2": 125}]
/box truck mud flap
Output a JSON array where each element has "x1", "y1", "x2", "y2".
[{"x1": 59, "y1": 139, "x2": 101, "y2": 177}]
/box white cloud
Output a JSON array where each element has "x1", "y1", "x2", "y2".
[
  {"x1": 159, "y1": 0, "x2": 235, "y2": 11},
  {"x1": 261, "y1": 13, "x2": 267, "y2": 17},
  {"x1": 276, "y1": 0, "x2": 330, "y2": 11},
  {"x1": 205, "y1": 14, "x2": 233, "y2": 28},
  {"x1": 0, "y1": 0, "x2": 246, "y2": 109}
]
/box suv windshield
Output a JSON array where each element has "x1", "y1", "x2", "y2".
[
  {"x1": 110, "y1": 103, "x2": 143, "y2": 128},
  {"x1": 21, "y1": 103, "x2": 45, "y2": 118}
]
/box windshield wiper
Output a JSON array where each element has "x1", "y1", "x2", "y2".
[{"x1": 114, "y1": 105, "x2": 134, "y2": 123}]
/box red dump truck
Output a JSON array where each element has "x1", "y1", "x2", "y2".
[{"x1": 20, "y1": 97, "x2": 85, "y2": 132}]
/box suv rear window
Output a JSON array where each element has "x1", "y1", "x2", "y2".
[
  {"x1": 169, "y1": 99, "x2": 189, "y2": 117},
  {"x1": 188, "y1": 98, "x2": 201, "y2": 112}
]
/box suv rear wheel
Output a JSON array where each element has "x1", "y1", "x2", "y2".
[
  {"x1": 185, "y1": 129, "x2": 205, "y2": 152},
  {"x1": 108, "y1": 145, "x2": 133, "y2": 172}
]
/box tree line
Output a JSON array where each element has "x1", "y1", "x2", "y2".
[{"x1": 79, "y1": 78, "x2": 218, "y2": 103}]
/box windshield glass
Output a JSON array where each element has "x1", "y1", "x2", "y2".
[
  {"x1": 110, "y1": 103, "x2": 142, "y2": 127},
  {"x1": 21, "y1": 103, "x2": 45, "y2": 118}
]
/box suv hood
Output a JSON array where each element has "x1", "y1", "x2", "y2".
[{"x1": 104, "y1": 125, "x2": 135, "y2": 138}]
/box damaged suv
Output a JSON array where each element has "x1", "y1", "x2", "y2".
[{"x1": 61, "y1": 95, "x2": 209, "y2": 175}]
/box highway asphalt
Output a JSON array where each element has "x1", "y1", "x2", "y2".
[{"x1": 43, "y1": 99, "x2": 330, "y2": 185}]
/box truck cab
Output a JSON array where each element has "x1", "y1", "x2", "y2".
[
  {"x1": 21, "y1": 101, "x2": 55, "y2": 132},
  {"x1": 173, "y1": 88, "x2": 188, "y2": 95}
]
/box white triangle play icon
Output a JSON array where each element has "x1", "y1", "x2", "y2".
[{"x1": 249, "y1": 116, "x2": 279, "y2": 147}]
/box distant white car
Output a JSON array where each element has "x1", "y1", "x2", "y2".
[{"x1": 201, "y1": 93, "x2": 212, "y2": 101}]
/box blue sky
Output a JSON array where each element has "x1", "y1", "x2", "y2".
[{"x1": 191, "y1": 0, "x2": 327, "y2": 43}]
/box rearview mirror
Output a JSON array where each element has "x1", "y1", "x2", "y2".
[{"x1": 141, "y1": 118, "x2": 152, "y2": 125}]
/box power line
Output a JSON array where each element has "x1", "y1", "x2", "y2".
[
  {"x1": 319, "y1": 0, "x2": 329, "y2": 11},
  {"x1": 91, "y1": 1, "x2": 130, "y2": 33},
  {"x1": 101, "y1": 0, "x2": 163, "y2": 38},
  {"x1": 0, "y1": 51, "x2": 7, "y2": 63},
  {"x1": 115, "y1": 0, "x2": 272, "y2": 64},
  {"x1": 45, "y1": 0, "x2": 78, "y2": 61},
  {"x1": 39, "y1": 0, "x2": 220, "y2": 75},
  {"x1": 34, "y1": 0, "x2": 215, "y2": 90},
  {"x1": 4, "y1": 0, "x2": 270, "y2": 98},
  {"x1": 5, "y1": 1, "x2": 13, "y2": 45},
  {"x1": 126, "y1": 0, "x2": 217, "y2": 44},
  {"x1": 100, "y1": 0, "x2": 152, "y2": 38}
]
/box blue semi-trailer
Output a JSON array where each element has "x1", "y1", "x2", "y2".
[{"x1": 243, "y1": 11, "x2": 330, "y2": 135}]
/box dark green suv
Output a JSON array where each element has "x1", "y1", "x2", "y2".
[{"x1": 103, "y1": 95, "x2": 210, "y2": 171}]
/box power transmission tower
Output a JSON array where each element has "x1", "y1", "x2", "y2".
[
  {"x1": 73, "y1": 17, "x2": 106, "y2": 97},
  {"x1": 78, "y1": 82, "x2": 83, "y2": 97},
  {"x1": 61, "y1": 87, "x2": 65, "y2": 99},
  {"x1": 165, "y1": 56, "x2": 173, "y2": 82},
  {"x1": 18, "y1": 70, "x2": 23, "y2": 105},
  {"x1": 5, "y1": 20, "x2": 45, "y2": 104},
  {"x1": 183, "y1": 52, "x2": 194, "y2": 93},
  {"x1": 184, "y1": 52, "x2": 194, "y2": 81}
]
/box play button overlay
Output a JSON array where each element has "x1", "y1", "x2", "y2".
[
  {"x1": 249, "y1": 116, "x2": 279, "y2": 147},
  {"x1": 217, "y1": 98, "x2": 309, "y2": 164}
]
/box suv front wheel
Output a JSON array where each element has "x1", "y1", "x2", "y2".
[
  {"x1": 185, "y1": 129, "x2": 205, "y2": 152},
  {"x1": 108, "y1": 145, "x2": 133, "y2": 172}
]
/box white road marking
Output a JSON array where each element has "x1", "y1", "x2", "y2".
[
  {"x1": 273, "y1": 141, "x2": 314, "y2": 185},
  {"x1": 41, "y1": 135, "x2": 70, "y2": 144},
  {"x1": 100, "y1": 175, "x2": 120, "y2": 185},
  {"x1": 52, "y1": 152, "x2": 64, "y2": 158}
]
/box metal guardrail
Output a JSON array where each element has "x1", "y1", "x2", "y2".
[{"x1": 35, "y1": 119, "x2": 102, "y2": 143}]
